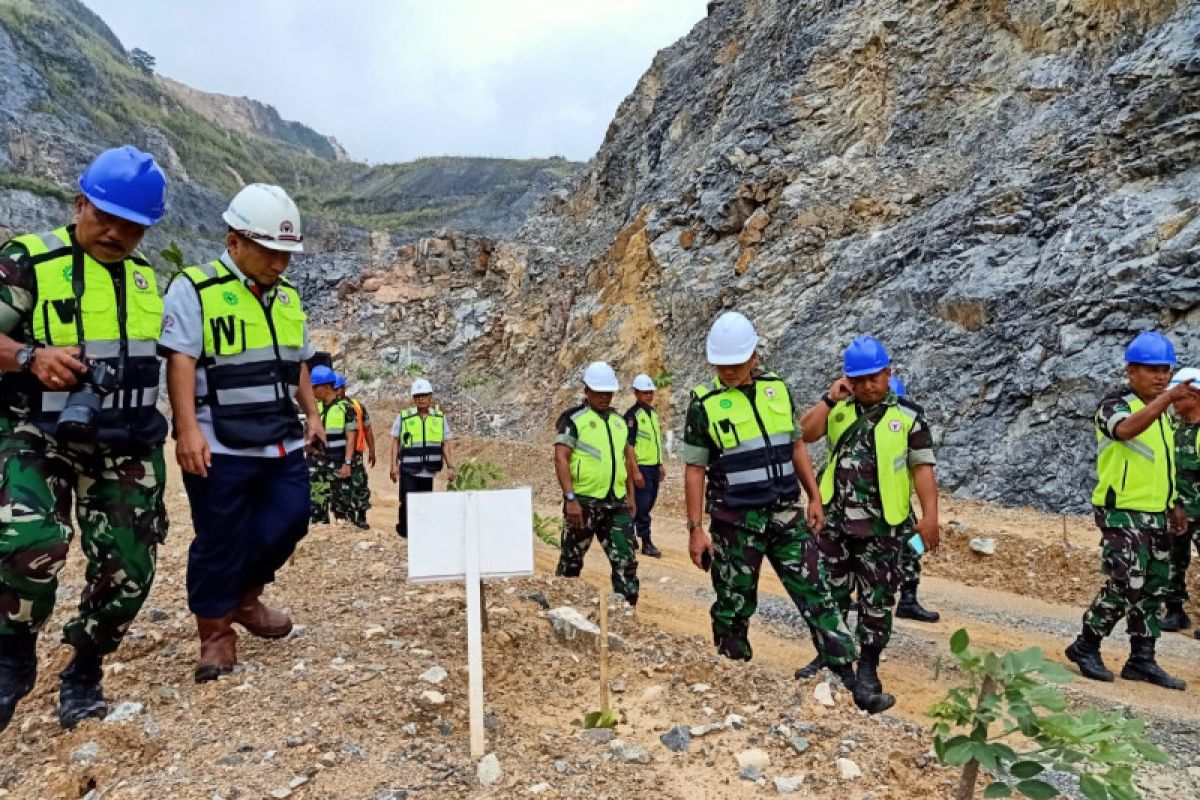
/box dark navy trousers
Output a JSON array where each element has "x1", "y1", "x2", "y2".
[
  {"x1": 633, "y1": 464, "x2": 661, "y2": 540},
  {"x1": 183, "y1": 450, "x2": 311, "y2": 618}
]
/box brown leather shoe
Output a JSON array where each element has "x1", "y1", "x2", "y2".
[
  {"x1": 232, "y1": 585, "x2": 293, "y2": 639},
  {"x1": 194, "y1": 613, "x2": 237, "y2": 683}
]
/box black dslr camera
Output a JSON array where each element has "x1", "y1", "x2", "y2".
[{"x1": 56, "y1": 361, "x2": 119, "y2": 441}]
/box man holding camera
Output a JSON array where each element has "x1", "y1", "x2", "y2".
[
  {"x1": 0, "y1": 147, "x2": 169, "y2": 731},
  {"x1": 162, "y1": 184, "x2": 324, "y2": 684}
]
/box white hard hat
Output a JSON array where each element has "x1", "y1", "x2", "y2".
[
  {"x1": 582, "y1": 361, "x2": 619, "y2": 392},
  {"x1": 706, "y1": 311, "x2": 759, "y2": 365},
  {"x1": 410, "y1": 378, "x2": 434, "y2": 395},
  {"x1": 632, "y1": 373, "x2": 656, "y2": 391},
  {"x1": 1170, "y1": 368, "x2": 1200, "y2": 386},
  {"x1": 223, "y1": 184, "x2": 304, "y2": 253}
]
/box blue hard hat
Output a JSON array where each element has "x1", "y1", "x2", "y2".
[
  {"x1": 1124, "y1": 331, "x2": 1176, "y2": 366},
  {"x1": 310, "y1": 365, "x2": 337, "y2": 386},
  {"x1": 888, "y1": 376, "x2": 907, "y2": 396},
  {"x1": 843, "y1": 336, "x2": 891, "y2": 377},
  {"x1": 78, "y1": 146, "x2": 166, "y2": 226},
  {"x1": 333, "y1": 373, "x2": 346, "y2": 390}
]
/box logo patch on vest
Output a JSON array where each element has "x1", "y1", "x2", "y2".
[
  {"x1": 589, "y1": 421, "x2": 597, "y2": 428},
  {"x1": 889, "y1": 420, "x2": 903, "y2": 432},
  {"x1": 833, "y1": 412, "x2": 845, "y2": 422},
  {"x1": 277, "y1": 291, "x2": 291, "y2": 305},
  {"x1": 764, "y1": 387, "x2": 776, "y2": 398},
  {"x1": 719, "y1": 399, "x2": 733, "y2": 409},
  {"x1": 222, "y1": 290, "x2": 239, "y2": 306},
  {"x1": 133, "y1": 272, "x2": 150, "y2": 291},
  {"x1": 61, "y1": 265, "x2": 72, "y2": 283}
]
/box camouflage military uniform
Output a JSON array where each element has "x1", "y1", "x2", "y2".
[
  {"x1": 0, "y1": 241, "x2": 166, "y2": 655},
  {"x1": 310, "y1": 398, "x2": 357, "y2": 524},
  {"x1": 1165, "y1": 419, "x2": 1200, "y2": 606},
  {"x1": 334, "y1": 399, "x2": 372, "y2": 529},
  {"x1": 821, "y1": 391, "x2": 935, "y2": 650},
  {"x1": 554, "y1": 406, "x2": 639, "y2": 605},
  {"x1": 1081, "y1": 392, "x2": 1172, "y2": 640},
  {"x1": 683, "y1": 379, "x2": 855, "y2": 664}
]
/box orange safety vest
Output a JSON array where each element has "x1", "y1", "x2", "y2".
[{"x1": 350, "y1": 398, "x2": 367, "y2": 453}]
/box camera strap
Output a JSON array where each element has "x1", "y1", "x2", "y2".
[{"x1": 70, "y1": 243, "x2": 87, "y2": 359}]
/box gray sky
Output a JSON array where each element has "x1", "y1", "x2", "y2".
[{"x1": 82, "y1": 0, "x2": 708, "y2": 164}]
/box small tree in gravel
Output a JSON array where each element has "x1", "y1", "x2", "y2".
[{"x1": 928, "y1": 629, "x2": 1167, "y2": 800}]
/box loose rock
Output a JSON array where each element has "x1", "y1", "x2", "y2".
[
  {"x1": 838, "y1": 757, "x2": 862, "y2": 781},
  {"x1": 477, "y1": 752, "x2": 503, "y2": 786},
  {"x1": 659, "y1": 725, "x2": 692, "y2": 752}
]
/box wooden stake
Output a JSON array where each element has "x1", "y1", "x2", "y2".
[
  {"x1": 598, "y1": 590, "x2": 610, "y2": 712},
  {"x1": 464, "y1": 494, "x2": 486, "y2": 757}
]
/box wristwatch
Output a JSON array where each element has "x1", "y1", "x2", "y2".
[
  {"x1": 563, "y1": 492, "x2": 576, "y2": 502},
  {"x1": 15, "y1": 345, "x2": 37, "y2": 372},
  {"x1": 821, "y1": 393, "x2": 837, "y2": 408},
  {"x1": 343, "y1": 458, "x2": 353, "y2": 466},
  {"x1": 687, "y1": 519, "x2": 703, "y2": 532}
]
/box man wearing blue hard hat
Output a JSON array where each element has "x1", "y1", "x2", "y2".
[
  {"x1": 308, "y1": 367, "x2": 357, "y2": 526},
  {"x1": 334, "y1": 373, "x2": 374, "y2": 529},
  {"x1": 798, "y1": 336, "x2": 939, "y2": 705},
  {"x1": 0, "y1": 146, "x2": 170, "y2": 731},
  {"x1": 162, "y1": 183, "x2": 325, "y2": 683},
  {"x1": 1065, "y1": 331, "x2": 1197, "y2": 690}
]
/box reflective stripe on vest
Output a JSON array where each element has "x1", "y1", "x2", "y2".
[
  {"x1": 320, "y1": 400, "x2": 349, "y2": 451},
  {"x1": 13, "y1": 227, "x2": 162, "y2": 418},
  {"x1": 400, "y1": 408, "x2": 445, "y2": 474},
  {"x1": 632, "y1": 406, "x2": 662, "y2": 466},
  {"x1": 178, "y1": 260, "x2": 306, "y2": 448},
  {"x1": 569, "y1": 405, "x2": 627, "y2": 500},
  {"x1": 1091, "y1": 393, "x2": 1175, "y2": 512},
  {"x1": 693, "y1": 375, "x2": 796, "y2": 508},
  {"x1": 819, "y1": 400, "x2": 916, "y2": 526}
]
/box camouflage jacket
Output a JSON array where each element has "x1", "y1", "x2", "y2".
[{"x1": 1176, "y1": 418, "x2": 1200, "y2": 519}]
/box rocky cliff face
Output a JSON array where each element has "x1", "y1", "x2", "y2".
[{"x1": 328, "y1": 0, "x2": 1198, "y2": 511}]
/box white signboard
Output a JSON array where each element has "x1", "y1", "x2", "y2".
[
  {"x1": 405, "y1": 487, "x2": 534, "y2": 756},
  {"x1": 407, "y1": 488, "x2": 534, "y2": 582}
]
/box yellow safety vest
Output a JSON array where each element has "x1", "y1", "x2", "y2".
[
  {"x1": 1091, "y1": 393, "x2": 1175, "y2": 512},
  {"x1": 176, "y1": 259, "x2": 306, "y2": 448},
  {"x1": 320, "y1": 399, "x2": 350, "y2": 452},
  {"x1": 819, "y1": 400, "x2": 917, "y2": 526},
  {"x1": 692, "y1": 374, "x2": 797, "y2": 508},
  {"x1": 399, "y1": 408, "x2": 446, "y2": 474},
  {"x1": 7, "y1": 226, "x2": 164, "y2": 444},
  {"x1": 568, "y1": 405, "x2": 628, "y2": 500},
  {"x1": 631, "y1": 405, "x2": 663, "y2": 466}
]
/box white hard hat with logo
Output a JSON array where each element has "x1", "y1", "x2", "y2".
[
  {"x1": 410, "y1": 378, "x2": 434, "y2": 395},
  {"x1": 706, "y1": 311, "x2": 759, "y2": 365},
  {"x1": 632, "y1": 373, "x2": 656, "y2": 391},
  {"x1": 1170, "y1": 367, "x2": 1200, "y2": 386},
  {"x1": 582, "y1": 361, "x2": 619, "y2": 392},
  {"x1": 223, "y1": 184, "x2": 304, "y2": 253}
]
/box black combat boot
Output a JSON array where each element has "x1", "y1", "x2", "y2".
[
  {"x1": 857, "y1": 644, "x2": 884, "y2": 694},
  {"x1": 1064, "y1": 630, "x2": 1114, "y2": 682},
  {"x1": 1159, "y1": 603, "x2": 1190, "y2": 632},
  {"x1": 0, "y1": 631, "x2": 38, "y2": 733},
  {"x1": 831, "y1": 663, "x2": 895, "y2": 714},
  {"x1": 793, "y1": 654, "x2": 823, "y2": 679},
  {"x1": 640, "y1": 537, "x2": 662, "y2": 558},
  {"x1": 58, "y1": 646, "x2": 107, "y2": 729},
  {"x1": 895, "y1": 581, "x2": 940, "y2": 623},
  {"x1": 1120, "y1": 636, "x2": 1186, "y2": 691}
]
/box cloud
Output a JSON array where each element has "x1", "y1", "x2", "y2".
[{"x1": 82, "y1": 0, "x2": 708, "y2": 163}]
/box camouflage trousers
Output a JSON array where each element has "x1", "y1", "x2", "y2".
[
  {"x1": 816, "y1": 524, "x2": 905, "y2": 651},
  {"x1": 1082, "y1": 516, "x2": 1171, "y2": 639},
  {"x1": 898, "y1": 538, "x2": 922, "y2": 588},
  {"x1": 332, "y1": 455, "x2": 370, "y2": 528},
  {"x1": 556, "y1": 499, "x2": 639, "y2": 606},
  {"x1": 0, "y1": 421, "x2": 166, "y2": 655},
  {"x1": 708, "y1": 506, "x2": 855, "y2": 665},
  {"x1": 1164, "y1": 519, "x2": 1200, "y2": 605},
  {"x1": 308, "y1": 456, "x2": 340, "y2": 524}
]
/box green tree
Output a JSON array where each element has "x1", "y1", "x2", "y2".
[
  {"x1": 129, "y1": 47, "x2": 155, "y2": 76},
  {"x1": 929, "y1": 629, "x2": 1168, "y2": 800}
]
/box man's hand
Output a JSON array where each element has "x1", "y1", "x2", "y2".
[
  {"x1": 688, "y1": 526, "x2": 714, "y2": 570},
  {"x1": 915, "y1": 515, "x2": 940, "y2": 552},
  {"x1": 1166, "y1": 379, "x2": 1200, "y2": 403},
  {"x1": 338, "y1": 463, "x2": 351, "y2": 479},
  {"x1": 176, "y1": 426, "x2": 212, "y2": 477},
  {"x1": 389, "y1": 466, "x2": 399, "y2": 483},
  {"x1": 564, "y1": 499, "x2": 584, "y2": 529},
  {"x1": 1170, "y1": 505, "x2": 1189, "y2": 534},
  {"x1": 368, "y1": 452, "x2": 377, "y2": 468},
  {"x1": 305, "y1": 415, "x2": 327, "y2": 452},
  {"x1": 828, "y1": 377, "x2": 852, "y2": 401},
  {"x1": 628, "y1": 498, "x2": 637, "y2": 519},
  {"x1": 659, "y1": 464, "x2": 666, "y2": 481},
  {"x1": 632, "y1": 471, "x2": 646, "y2": 490},
  {"x1": 806, "y1": 497, "x2": 824, "y2": 534},
  {"x1": 31, "y1": 346, "x2": 87, "y2": 390}
]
